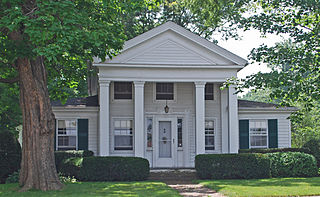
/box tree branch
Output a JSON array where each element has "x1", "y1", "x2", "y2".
[{"x1": 0, "y1": 77, "x2": 19, "y2": 83}]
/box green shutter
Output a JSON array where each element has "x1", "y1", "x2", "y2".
[
  {"x1": 78, "y1": 119, "x2": 89, "y2": 150},
  {"x1": 268, "y1": 119, "x2": 278, "y2": 148},
  {"x1": 239, "y1": 120, "x2": 249, "y2": 149},
  {"x1": 54, "y1": 119, "x2": 56, "y2": 150}
]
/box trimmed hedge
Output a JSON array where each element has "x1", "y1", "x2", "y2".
[
  {"x1": 0, "y1": 131, "x2": 21, "y2": 184},
  {"x1": 302, "y1": 139, "x2": 320, "y2": 168},
  {"x1": 239, "y1": 148, "x2": 310, "y2": 154},
  {"x1": 266, "y1": 152, "x2": 318, "y2": 177},
  {"x1": 195, "y1": 154, "x2": 270, "y2": 179},
  {"x1": 60, "y1": 156, "x2": 150, "y2": 181},
  {"x1": 55, "y1": 150, "x2": 94, "y2": 172}
]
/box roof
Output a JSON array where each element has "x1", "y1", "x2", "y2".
[
  {"x1": 238, "y1": 99, "x2": 297, "y2": 111},
  {"x1": 51, "y1": 95, "x2": 98, "y2": 107}
]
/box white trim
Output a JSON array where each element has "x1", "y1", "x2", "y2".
[
  {"x1": 95, "y1": 63, "x2": 244, "y2": 69},
  {"x1": 53, "y1": 107, "x2": 99, "y2": 112},
  {"x1": 110, "y1": 117, "x2": 134, "y2": 154}
]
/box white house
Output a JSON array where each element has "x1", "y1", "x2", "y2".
[{"x1": 52, "y1": 22, "x2": 294, "y2": 168}]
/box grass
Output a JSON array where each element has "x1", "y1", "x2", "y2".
[
  {"x1": 0, "y1": 181, "x2": 180, "y2": 197},
  {"x1": 198, "y1": 177, "x2": 320, "y2": 197}
]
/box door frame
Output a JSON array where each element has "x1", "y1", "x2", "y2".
[{"x1": 153, "y1": 116, "x2": 177, "y2": 168}]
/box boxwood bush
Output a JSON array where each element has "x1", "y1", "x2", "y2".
[
  {"x1": 195, "y1": 154, "x2": 270, "y2": 179},
  {"x1": 0, "y1": 130, "x2": 21, "y2": 184},
  {"x1": 55, "y1": 150, "x2": 94, "y2": 172},
  {"x1": 60, "y1": 156, "x2": 150, "y2": 181},
  {"x1": 302, "y1": 139, "x2": 320, "y2": 168},
  {"x1": 266, "y1": 152, "x2": 318, "y2": 177}
]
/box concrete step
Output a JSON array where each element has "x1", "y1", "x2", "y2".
[{"x1": 148, "y1": 169, "x2": 198, "y2": 183}]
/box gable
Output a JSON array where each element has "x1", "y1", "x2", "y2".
[{"x1": 96, "y1": 22, "x2": 247, "y2": 67}]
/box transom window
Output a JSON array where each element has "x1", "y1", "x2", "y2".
[
  {"x1": 156, "y1": 83, "x2": 174, "y2": 100},
  {"x1": 205, "y1": 120, "x2": 215, "y2": 150},
  {"x1": 205, "y1": 83, "x2": 214, "y2": 100},
  {"x1": 114, "y1": 120, "x2": 133, "y2": 150},
  {"x1": 114, "y1": 82, "x2": 132, "y2": 99},
  {"x1": 57, "y1": 120, "x2": 77, "y2": 150},
  {"x1": 249, "y1": 120, "x2": 268, "y2": 148}
]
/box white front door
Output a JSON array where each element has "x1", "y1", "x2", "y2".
[{"x1": 155, "y1": 120, "x2": 176, "y2": 167}]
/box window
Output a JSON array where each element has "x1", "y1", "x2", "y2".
[
  {"x1": 57, "y1": 120, "x2": 77, "y2": 150},
  {"x1": 114, "y1": 82, "x2": 132, "y2": 99},
  {"x1": 114, "y1": 120, "x2": 133, "y2": 150},
  {"x1": 146, "y1": 118, "x2": 153, "y2": 148},
  {"x1": 177, "y1": 119, "x2": 183, "y2": 147},
  {"x1": 249, "y1": 120, "x2": 268, "y2": 148},
  {"x1": 205, "y1": 120, "x2": 215, "y2": 150},
  {"x1": 156, "y1": 83, "x2": 174, "y2": 100},
  {"x1": 205, "y1": 83, "x2": 214, "y2": 100}
]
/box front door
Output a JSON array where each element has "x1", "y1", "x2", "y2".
[{"x1": 156, "y1": 121, "x2": 175, "y2": 167}]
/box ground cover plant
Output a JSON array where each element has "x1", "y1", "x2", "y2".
[
  {"x1": 198, "y1": 177, "x2": 320, "y2": 197},
  {"x1": 0, "y1": 181, "x2": 180, "y2": 197}
]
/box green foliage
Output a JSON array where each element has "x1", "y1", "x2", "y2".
[
  {"x1": 60, "y1": 156, "x2": 150, "y2": 181},
  {"x1": 239, "y1": 148, "x2": 310, "y2": 154},
  {"x1": 302, "y1": 139, "x2": 320, "y2": 168},
  {"x1": 0, "y1": 130, "x2": 21, "y2": 183},
  {"x1": 195, "y1": 154, "x2": 271, "y2": 179},
  {"x1": 266, "y1": 152, "x2": 318, "y2": 178},
  {"x1": 54, "y1": 150, "x2": 93, "y2": 172},
  {"x1": 5, "y1": 171, "x2": 19, "y2": 184}
]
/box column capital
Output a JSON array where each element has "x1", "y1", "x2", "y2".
[
  {"x1": 134, "y1": 81, "x2": 145, "y2": 87},
  {"x1": 194, "y1": 81, "x2": 206, "y2": 88},
  {"x1": 99, "y1": 79, "x2": 110, "y2": 87}
]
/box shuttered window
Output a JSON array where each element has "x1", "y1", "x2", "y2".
[
  {"x1": 55, "y1": 119, "x2": 89, "y2": 151},
  {"x1": 249, "y1": 120, "x2": 268, "y2": 148}
]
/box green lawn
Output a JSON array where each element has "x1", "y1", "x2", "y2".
[
  {"x1": 198, "y1": 177, "x2": 320, "y2": 197},
  {"x1": 0, "y1": 181, "x2": 180, "y2": 197}
]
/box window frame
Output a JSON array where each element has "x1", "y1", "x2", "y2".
[
  {"x1": 111, "y1": 117, "x2": 134, "y2": 153},
  {"x1": 56, "y1": 119, "x2": 78, "y2": 151},
  {"x1": 249, "y1": 119, "x2": 268, "y2": 149},
  {"x1": 177, "y1": 118, "x2": 183, "y2": 149},
  {"x1": 153, "y1": 82, "x2": 177, "y2": 103},
  {"x1": 146, "y1": 117, "x2": 153, "y2": 150},
  {"x1": 205, "y1": 118, "x2": 217, "y2": 152},
  {"x1": 111, "y1": 81, "x2": 133, "y2": 102}
]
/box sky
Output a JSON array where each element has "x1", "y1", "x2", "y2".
[{"x1": 216, "y1": 29, "x2": 285, "y2": 79}]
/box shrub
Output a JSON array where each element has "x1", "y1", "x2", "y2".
[
  {"x1": 60, "y1": 156, "x2": 150, "y2": 181},
  {"x1": 0, "y1": 130, "x2": 21, "y2": 184},
  {"x1": 239, "y1": 148, "x2": 310, "y2": 154},
  {"x1": 5, "y1": 171, "x2": 19, "y2": 184},
  {"x1": 55, "y1": 150, "x2": 94, "y2": 172},
  {"x1": 266, "y1": 152, "x2": 318, "y2": 177},
  {"x1": 302, "y1": 139, "x2": 320, "y2": 168},
  {"x1": 195, "y1": 154, "x2": 270, "y2": 179}
]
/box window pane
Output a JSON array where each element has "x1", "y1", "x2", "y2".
[
  {"x1": 114, "y1": 82, "x2": 132, "y2": 99},
  {"x1": 156, "y1": 83, "x2": 174, "y2": 100},
  {"x1": 114, "y1": 136, "x2": 133, "y2": 150},
  {"x1": 177, "y1": 119, "x2": 182, "y2": 147},
  {"x1": 114, "y1": 119, "x2": 133, "y2": 151},
  {"x1": 205, "y1": 136, "x2": 215, "y2": 150},
  {"x1": 147, "y1": 118, "x2": 153, "y2": 148},
  {"x1": 205, "y1": 83, "x2": 214, "y2": 100},
  {"x1": 250, "y1": 136, "x2": 267, "y2": 147},
  {"x1": 205, "y1": 120, "x2": 215, "y2": 150}
]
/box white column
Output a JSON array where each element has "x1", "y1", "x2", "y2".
[
  {"x1": 221, "y1": 87, "x2": 229, "y2": 153},
  {"x1": 195, "y1": 81, "x2": 206, "y2": 155},
  {"x1": 228, "y1": 85, "x2": 239, "y2": 153},
  {"x1": 99, "y1": 80, "x2": 110, "y2": 156},
  {"x1": 134, "y1": 81, "x2": 145, "y2": 158}
]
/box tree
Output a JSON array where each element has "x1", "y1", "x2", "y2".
[{"x1": 0, "y1": 0, "x2": 127, "y2": 191}]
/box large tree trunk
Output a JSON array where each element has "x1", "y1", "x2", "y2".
[{"x1": 18, "y1": 56, "x2": 63, "y2": 191}]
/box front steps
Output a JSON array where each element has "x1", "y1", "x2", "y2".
[{"x1": 148, "y1": 169, "x2": 198, "y2": 184}]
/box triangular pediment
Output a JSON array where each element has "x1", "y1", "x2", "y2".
[
  {"x1": 96, "y1": 22, "x2": 247, "y2": 67},
  {"x1": 125, "y1": 39, "x2": 214, "y2": 65}
]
